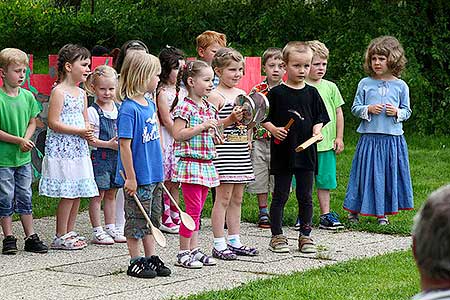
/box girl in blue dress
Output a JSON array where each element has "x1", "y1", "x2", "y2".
[{"x1": 343, "y1": 36, "x2": 413, "y2": 225}]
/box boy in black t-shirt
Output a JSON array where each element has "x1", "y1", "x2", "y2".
[{"x1": 263, "y1": 41, "x2": 329, "y2": 254}]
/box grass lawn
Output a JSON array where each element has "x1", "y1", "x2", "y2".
[{"x1": 181, "y1": 250, "x2": 419, "y2": 300}]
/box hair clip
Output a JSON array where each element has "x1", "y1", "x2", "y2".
[
  {"x1": 95, "y1": 69, "x2": 105, "y2": 76},
  {"x1": 217, "y1": 51, "x2": 233, "y2": 58},
  {"x1": 165, "y1": 45, "x2": 174, "y2": 49},
  {"x1": 188, "y1": 62, "x2": 193, "y2": 72}
]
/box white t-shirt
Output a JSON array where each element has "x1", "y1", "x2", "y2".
[{"x1": 87, "y1": 103, "x2": 118, "y2": 139}]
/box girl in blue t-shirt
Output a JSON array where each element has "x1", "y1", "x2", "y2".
[{"x1": 343, "y1": 36, "x2": 413, "y2": 225}]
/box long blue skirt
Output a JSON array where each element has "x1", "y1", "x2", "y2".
[{"x1": 343, "y1": 134, "x2": 414, "y2": 217}]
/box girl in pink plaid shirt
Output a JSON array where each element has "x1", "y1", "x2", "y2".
[{"x1": 171, "y1": 60, "x2": 222, "y2": 268}]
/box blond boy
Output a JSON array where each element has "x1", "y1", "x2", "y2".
[
  {"x1": 0, "y1": 48, "x2": 48, "y2": 254},
  {"x1": 304, "y1": 40, "x2": 345, "y2": 230}
]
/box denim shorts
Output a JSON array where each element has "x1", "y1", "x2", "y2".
[
  {"x1": 124, "y1": 183, "x2": 162, "y2": 239},
  {"x1": 91, "y1": 150, "x2": 120, "y2": 190},
  {"x1": 0, "y1": 164, "x2": 33, "y2": 217}
]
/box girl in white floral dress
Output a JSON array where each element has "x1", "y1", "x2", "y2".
[{"x1": 39, "y1": 44, "x2": 98, "y2": 250}]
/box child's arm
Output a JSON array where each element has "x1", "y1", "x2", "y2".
[
  {"x1": 172, "y1": 117, "x2": 217, "y2": 142},
  {"x1": 334, "y1": 107, "x2": 344, "y2": 154},
  {"x1": 386, "y1": 82, "x2": 412, "y2": 122},
  {"x1": 119, "y1": 138, "x2": 137, "y2": 196},
  {"x1": 351, "y1": 81, "x2": 383, "y2": 120},
  {"x1": 47, "y1": 88, "x2": 93, "y2": 139},
  {"x1": 0, "y1": 116, "x2": 38, "y2": 152},
  {"x1": 262, "y1": 122, "x2": 288, "y2": 141},
  {"x1": 156, "y1": 91, "x2": 174, "y2": 135},
  {"x1": 87, "y1": 107, "x2": 118, "y2": 150},
  {"x1": 208, "y1": 92, "x2": 243, "y2": 128}
]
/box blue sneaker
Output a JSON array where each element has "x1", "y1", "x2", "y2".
[{"x1": 319, "y1": 212, "x2": 344, "y2": 230}]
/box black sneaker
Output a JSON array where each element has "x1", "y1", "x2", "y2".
[
  {"x1": 24, "y1": 233, "x2": 48, "y2": 253},
  {"x1": 127, "y1": 257, "x2": 157, "y2": 278},
  {"x1": 146, "y1": 256, "x2": 171, "y2": 277},
  {"x1": 2, "y1": 235, "x2": 18, "y2": 255}
]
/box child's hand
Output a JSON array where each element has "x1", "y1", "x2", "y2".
[
  {"x1": 124, "y1": 178, "x2": 137, "y2": 196},
  {"x1": 107, "y1": 136, "x2": 119, "y2": 151},
  {"x1": 334, "y1": 138, "x2": 344, "y2": 154},
  {"x1": 19, "y1": 138, "x2": 35, "y2": 152},
  {"x1": 385, "y1": 103, "x2": 398, "y2": 117},
  {"x1": 368, "y1": 104, "x2": 383, "y2": 115},
  {"x1": 230, "y1": 106, "x2": 244, "y2": 122},
  {"x1": 272, "y1": 127, "x2": 288, "y2": 141},
  {"x1": 79, "y1": 126, "x2": 94, "y2": 141},
  {"x1": 202, "y1": 119, "x2": 219, "y2": 131}
]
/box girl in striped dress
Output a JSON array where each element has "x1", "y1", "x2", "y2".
[{"x1": 207, "y1": 48, "x2": 257, "y2": 260}]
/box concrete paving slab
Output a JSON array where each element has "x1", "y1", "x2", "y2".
[{"x1": 0, "y1": 211, "x2": 412, "y2": 300}]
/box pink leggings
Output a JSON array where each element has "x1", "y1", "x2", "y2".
[{"x1": 179, "y1": 183, "x2": 208, "y2": 238}]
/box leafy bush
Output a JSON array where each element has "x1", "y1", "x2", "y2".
[{"x1": 0, "y1": 0, "x2": 448, "y2": 134}]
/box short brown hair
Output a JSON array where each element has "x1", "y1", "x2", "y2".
[
  {"x1": 262, "y1": 47, "x2": 282, "y2": 66},
  {"x1": 282, "y1": 41, "x2": 312, "y2": 64},
  {"x1": 196, "y1": 31, "x2": 227, "y2": 50},
  {"x1": 0, "y1": 48, "x2": 28, "y2": 70},
  {"x1": 307, "y1": 40, "x2": 329, "y2": 60},
  {"x1": 364, "y1": 36, "x2": 407, "y2": 77}
]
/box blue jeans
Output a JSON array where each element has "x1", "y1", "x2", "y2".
[{"x1": 0, "y1": 164, "x2": 33, "y2": 217}]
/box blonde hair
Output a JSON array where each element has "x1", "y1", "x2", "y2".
[
  {"x1": 118, "y1": 51, "x2": 161, "y2": 101},
  {"x1": 85, "y1": 65, "x2": 118, "y2": 96},
  {"x1": 262, "y1": 47, "x2": 282, "y2": 66},
  {"x1": 0, "y1": 48, "x2": 28, "y2": 70},
  {"x1": 212, "y1": 47, "x2": 245, "y2": 72},
  {"x1": 364, "y1": 36, "x2": 407, "y2": 77},
  {"x1": 196, "y1": 30, "x2": 227, "y2": 50},
  {"x1": 282, "y1": 41, "x2": 312, "y2": 64},
  {"x1": 307, "y1": 40, "x2": 329, "y2": 59}
]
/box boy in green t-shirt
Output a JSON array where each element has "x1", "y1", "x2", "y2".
[
  {"x1": 301, "y1": 40, "x2": 345, "y2": 230},
  {"x1": 0, "y1": 48, "x2": 48, "y2": 254}
]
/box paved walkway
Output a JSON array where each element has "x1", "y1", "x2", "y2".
[{"x1": 0, "y1": 212, "x2": 411, "y2": 299}]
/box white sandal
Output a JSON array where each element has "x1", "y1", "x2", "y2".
[{"x1": 51, "y1": 232, "x2": 87, "y2": 250}]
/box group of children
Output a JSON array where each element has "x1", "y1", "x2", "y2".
[{"x1": 0, "y1": 31, "x2": 413, "y2": 277}]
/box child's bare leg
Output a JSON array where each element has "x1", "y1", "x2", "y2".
[
  {"x1": 317, "y1": 189, "x2": 330, "y2": 214},
  {"x1": 89, "y1": 191, "x2": 105, "y2": 228},
  {"x1": 103, "y1": 189, "x2": 117, "y2": 225},
  {"x1": 226, "y1": 183, "x2": 245, "y2": 235},
  {"x1": 127, "y1": 237, "x2": 140, "y2": 258},
  {"x1": 20, "y1": 214, "x2": 34, "y2": 237},
  {"x1": 0, "y1": 216, "x2": 13, "y2": 236},
  {"x1": 189, "y1": 231, "x2": 199, "y2": 249},
  {"x1": 211, "y1": 184, "x2": 233, "y2": 237},
  {"x1": 257, "y1": 193, "x2": 269, "y2": 209},
  {"x1": 56, "y1": 198, "x2": 74, "y2": 236},
  {"x1": 142, "y1": 234, "x2": 156, "y2": 257},
  {"x1": 67, "y1": 198, "x2": 80, "y2": 233}
]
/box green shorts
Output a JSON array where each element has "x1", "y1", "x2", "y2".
[{"x1": 315, "y1": 150, "x2": 337, "y2": 190}]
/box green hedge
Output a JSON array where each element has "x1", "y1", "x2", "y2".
[{"x1": 1, "y1": 0, "x2": 448, "y2": 134}]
